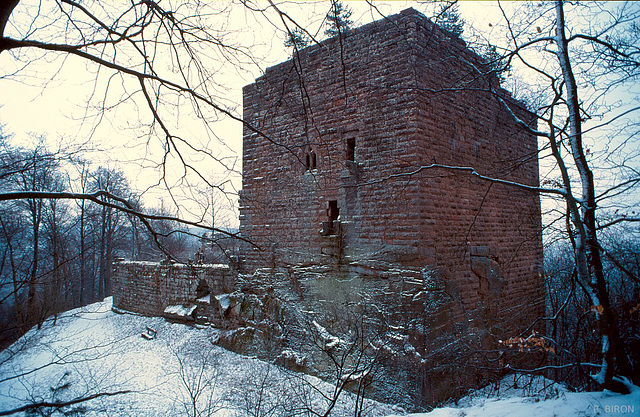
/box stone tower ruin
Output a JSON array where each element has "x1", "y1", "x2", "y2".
[
  {"x1": 240, "y1": 8, "x2": 542, "y2": 306},
  {"x1": 238, "y1": 8, "x2": 544, "y2": 405}
]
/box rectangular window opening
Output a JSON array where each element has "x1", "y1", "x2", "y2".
[
  {"x1": 346, "y1": 138, "x2": 355, "y2": 161},
  {"x1": 322, "y1": 200, "x2": 340, "y2": 235},
  {"x1": 328, "y1": 200, "x2": 339, "y2": 222}
]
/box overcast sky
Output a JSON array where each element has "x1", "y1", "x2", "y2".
[
  {"x1": 0, "y1": 1, "x2": 636, "y2": 230},
  {"x1": 0, "y1": 1, "x2": 495, "y2": 227}
]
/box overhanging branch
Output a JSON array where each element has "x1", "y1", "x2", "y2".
[
  {"x1": 0, "y1": 390, "x2": 132, "y2": 416},
  {"x1": 348, "y1": 163, "x2": 566, "y2": 196}
]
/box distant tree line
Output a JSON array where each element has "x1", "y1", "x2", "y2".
[{"x1": 0, "y1": 134, "x2": 191, "y2": 348}]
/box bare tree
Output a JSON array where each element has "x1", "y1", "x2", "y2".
[
  {"x1": 7, "y1": 145, "x2": 62, "y2": 328},
  {"x1": 73, "y1": 159, "x2": 92, "y2": 305},
  {"x1": 91, "y1": 167, "x2": 130, "y2": 299},
  {"x1": 40, "y1": 172, "x2": 73, "y2": 322},
  {"x1": 170, "y1": 345, "x2": 222, "y2": 417},
  {"x1": 1, "y1": 1, "x2": 252, "y2": 198},
  {"x1": 0, "y1": 0, "x2": 257, "y2": 268}
]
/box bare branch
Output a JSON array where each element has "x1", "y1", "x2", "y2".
[
  {"x1": 0, "y1": 390, "x2": 132, "y2": 416},
  {"x1": 349, "y1": 163, "x2": 565, "y2": 196}
]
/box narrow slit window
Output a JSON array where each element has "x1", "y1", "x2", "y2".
[
  {"x1": 327, "y1": 200, "x2": 339, "y2": 222},
  {"x1": 311, "y1": 152, "x2": 317, "y2": 170}
]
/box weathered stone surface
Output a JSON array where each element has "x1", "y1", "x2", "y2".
[
  {"x1": 236, "y1": 7, "x2": 545, "y2": 408},
  {"x1": 112, "y1": 261, "x2": 233, "y2": 326},
  {"x1": 238, "y1": 7, "x2": 544, "y2": 330}
]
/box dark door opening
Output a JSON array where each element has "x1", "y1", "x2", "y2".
[{"x1": 346, "y1": 137, "x2": 355, "y2": 161}]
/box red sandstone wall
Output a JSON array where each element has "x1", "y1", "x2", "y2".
[
  {"x1": 406, "y1": 13, "x2": 544, "y2": 325},
  {"x1": 240, "y1": 9, "x2": 422, "y2": 267},
  {"x1": 239, "y1": 8, "x2": 543, "y2": 327}
]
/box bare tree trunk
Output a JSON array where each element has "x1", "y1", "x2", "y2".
[
  {"x1": 98, "y1": 205, "x2": 106, "y2": 301},
  {"x1": 105, "y1": 206, "x2": 113, "y2": 296},
  {"x1": 554, "y1": 0, "x2": 629, "y2": 390},
  {"x1": 0, "y1": 218, "x2": 25, "y2": 331},
  {"x1": 79, "y1": 199, "x2": 86, "y2": 304},
  {"x1": 0, "y1": 0, "x2": 19, "y2": 51},
  {"x1": 27, "y1": 197, "x2": 42, "y2": 328},
  {"x1": 47, "y1": 199, "x2": 64, "y2": 320}
]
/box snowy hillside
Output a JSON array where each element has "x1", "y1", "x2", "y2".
[
  {"x1": 1, "y1": 298, "x2": 638, "y2": 416},
  {"x1": 0, "y1": 298, "x2": 400, "y2": 416}
]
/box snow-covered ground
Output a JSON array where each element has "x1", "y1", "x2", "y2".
[
  {"x1": 390, "y1": 375, "x2": 640, "y2": 417},
  {"x1": 0, "y1": 298, "x2": 638, "y2": 416},
  {"x1": 0, "y1": 298, "x2": 399, "y2": 416}
]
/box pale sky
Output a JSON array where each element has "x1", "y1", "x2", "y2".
[{"x1": 0, "y1": 1, "x2": 636, "y2": 230}]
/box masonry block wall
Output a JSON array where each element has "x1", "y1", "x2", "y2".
[
  {"x1": 112, "y1": 261, "x2": 233, "y2": 316},
  {"x1": 239, "y1": 8, "x2": 544, "y2": 328}
]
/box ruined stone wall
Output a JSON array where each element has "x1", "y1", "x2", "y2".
[{"x1": 112, "y1": 261, "x2": 233, "y2": 317}]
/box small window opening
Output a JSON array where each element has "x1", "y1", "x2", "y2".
[
  {"x1": 311, "y1": 152, "x2": 317, "y2": 170},
  {"x1": 328, "y1": 200, "x2": 339, "y2": 222},
  {"x1": 305, "y1": 154, "x2": 310, "y2": 170},
  {"x1": 346, "y1": 137, "x2": 355, "y2": 161}
]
